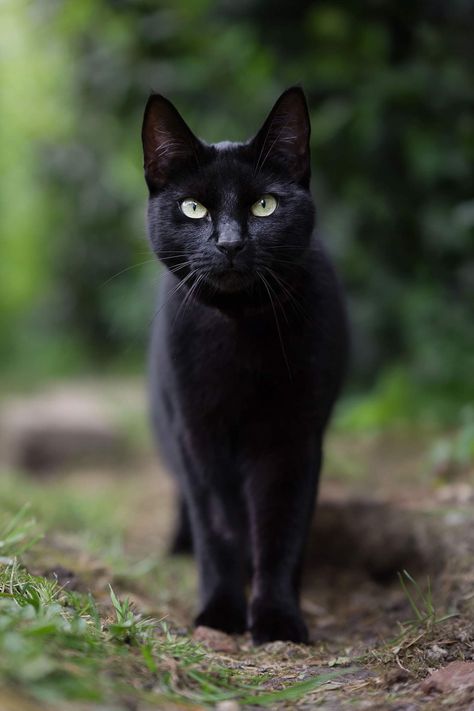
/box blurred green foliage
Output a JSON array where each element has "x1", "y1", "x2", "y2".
[{"x1": 1, "y1": 0, "x2": 473, "y2": 423}]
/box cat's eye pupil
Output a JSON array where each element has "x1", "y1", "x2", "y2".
[
  {"x1": 180, "y1": 198, "x2": 208, "y2": 219},
  {"x1": 250, "y1": 194, "x2": 277, "y2": 217}
]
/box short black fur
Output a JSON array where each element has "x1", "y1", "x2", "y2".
[{"x1": 142, "y1": 87, "x2": 348, "y2": 644}]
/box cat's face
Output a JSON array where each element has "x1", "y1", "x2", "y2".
[{"x1": 142, "y1": 88, "x2": 315, "y2": 307}]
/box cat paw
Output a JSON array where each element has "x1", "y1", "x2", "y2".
[
  {"x1": 249, "y1": 600, "x2": 309, "y2": 645},
  {"x1": 195, "y1": 594, "x2": 247, "y2": 634}
]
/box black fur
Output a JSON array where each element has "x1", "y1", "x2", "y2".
[{"x1": 142, "y1": 88, "x2": 348, "y2": 644}]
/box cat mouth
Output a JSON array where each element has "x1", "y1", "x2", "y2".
[{"x1": 204, "y1": 267, "x2": 254, "y2": 293}]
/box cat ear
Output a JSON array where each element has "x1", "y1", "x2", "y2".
[
  {"x1": 142, "y1": 94, "x2": 202, "y2": 190},
  {"x1": 251, "y1": 87, "x2": 311, "y2": 186}
]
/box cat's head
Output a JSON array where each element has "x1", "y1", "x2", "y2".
[{"x1": 142, "y1": 87, "x2": 315, "y2": 309}]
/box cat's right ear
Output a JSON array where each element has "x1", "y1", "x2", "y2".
[
  {"x1": 142, "y1": 94, "x2": 202, "y2": 191},
  {"x1": 250, "y1": 87, "x2": 311, "y2": 187}
]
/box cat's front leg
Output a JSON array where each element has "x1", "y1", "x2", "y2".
[
  {"x1": 182, "y1": 466, "x2": 248, "y2": 634},
  {"x1": 245, "y1": 443, "x2": 321, "y2": 644}
]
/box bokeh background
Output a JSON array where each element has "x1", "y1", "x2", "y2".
[
  {"x1": 0, "y1": 4, "x2": 473, "y2": 705},
  {"x1": 1, "y1": 0, "x2": 473, "y2": 429}
]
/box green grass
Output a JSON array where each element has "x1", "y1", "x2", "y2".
[
  {"x1": 367, "y1": 569, "x2": 460, "y2": 675},
  {"x1": 336, "y1": 368, "x2": 473, "y2": 431},
  {"x1": 397, "y1": 569, "x2": 456, "y2": 631},
  {"x1": 0, "y1": 482, "x2": 351, "y2": 709}
]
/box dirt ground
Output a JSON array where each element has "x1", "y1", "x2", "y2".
[
  {"x1": 64, "y1": 436, "x2": 473, "y2": 709},
  {"x1": 1, "y1": 382, "x2": 473, "y2": 709},
  {"x1": 121, "y1": 434, "x2": 474, "y2": 709}
]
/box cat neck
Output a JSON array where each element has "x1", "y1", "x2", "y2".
[{"x1": 170, "y1": 266, "x2": 314, "y2": 322}]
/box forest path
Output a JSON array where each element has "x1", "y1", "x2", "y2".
[{"x1": 0, "y1": 381, "x2": 473, "y2": 710}]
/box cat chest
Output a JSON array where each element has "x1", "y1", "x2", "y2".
[{"x1": 168, "y1": 320, "x2": 317, "y2": 421}]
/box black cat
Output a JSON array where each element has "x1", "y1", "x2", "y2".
[{"x1": 142, "y1": 87, "x2": 348, "y2": 644}]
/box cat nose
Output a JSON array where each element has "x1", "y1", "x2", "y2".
[{"x1": 216, "y1": 240, "x2": 244, "y2": 260}]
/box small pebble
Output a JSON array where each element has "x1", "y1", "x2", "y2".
[
  {"x1": 216, "y1": 701, "x2": 240, "y2": 711},
  {"x1": 427, "y1": 643, "x2": 448, "y2": 661},
  {"x1": 421, "y1": 661, "x2": 474, "y2": 693}
]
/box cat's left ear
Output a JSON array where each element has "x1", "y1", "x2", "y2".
[
  {"x1": 142, "y1": 93, "x2": 202, "y2": 191},
  {"x1": 250, "y1": 87, "x2": 311, "y2": 187}
]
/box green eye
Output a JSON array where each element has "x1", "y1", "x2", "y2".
[
  {"x1": 180, "y1": 198, "x2": 208, "y2": 219},
  {"x1": 251, "y1": 194, "x2": 277, "y2": 217}
]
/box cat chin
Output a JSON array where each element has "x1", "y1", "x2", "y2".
[{"x1": 204, "y1": 269, "x2": 255, "y2": 294}]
